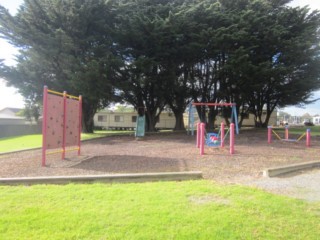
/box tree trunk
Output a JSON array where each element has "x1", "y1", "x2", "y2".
[
  {"x1": 82, "y1": 111, "x2": 95, "y2": 133},
  {"x1": 173, "y1": 110, "x2": 186, "y2": 131},
  {"x1": 207, "y1": 107, "x2": 217, "y2": 131},
  {"x1": 196, "y1": 105, "x2": 207, "y2": 123},
  {"x1": 254, "y1": 115, "x2": 263, "y2": 128},
  {"x1": 261, "y1": 111, "x2": 272, "y2": 128},
  {"x1": 145, "y1": 111, "x2": 157, "y2": 132},
  {"x1": 82, "y1": 101, "x2": 97, "y2": 133}
]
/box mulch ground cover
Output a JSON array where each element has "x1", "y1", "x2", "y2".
[{"x1": 1, "y1": 129, "x2": 319, "y2": 184}]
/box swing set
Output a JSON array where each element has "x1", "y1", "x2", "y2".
[
  {"x1": 188, "y1": 102, "x2": 239, "y2": 135},
  {"x1": 188, "y1": 102, "x2": 239, "y2": 155}
]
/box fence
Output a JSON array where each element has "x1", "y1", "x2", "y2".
[{"x1": 0, "y1": 124, "x2": 41, "y2": 138}]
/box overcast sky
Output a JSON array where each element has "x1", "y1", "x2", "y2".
[{"x1": 0, "y1": 0, "x2": 319, "y2": 115}]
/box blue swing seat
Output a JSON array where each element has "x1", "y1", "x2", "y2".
[{"x1": 206, "y1": 133, "x2": 220, "y2": 147}]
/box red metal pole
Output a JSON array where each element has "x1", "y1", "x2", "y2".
[
  {"x1": 220, "y1": 122, "x2": 225, "y2": 148},
  {"x1": 306, "y1": 128, "x2": 311, "y2": 147},
  {"x1": 41, "y1": 86, "x2": 48, "y2": 167},
  {"x1": 230, "y1": 123, "x2": 235, "y2": 154},
  {"x1": 62, "y1": 91, "x2": 67, "y2": 160},
  {"x1": 200, "y1": 123, "x2": 205, "y2": 155},
  {"x1": 78, "y1": 95, "x2": 82, "y2": 155},
  {"x1": 268, "y1": 126, "x2": 272, "y2": 144}
]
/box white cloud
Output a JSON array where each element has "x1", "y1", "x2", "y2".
[
  {"x1": 0, "y1": 79, "x2": 24, "y2": 110},
  {"x1": 279, "y1": 0, "x2": 320, "y2": 116},
  {"x1": 0, "y1": 0, "x2": 25, "y2": 110},
  {"x1": 0, "y1": 0, "x2": 23, "y2": 15},
  {"x1": 288, "y1": 0, "x2": 320, "y2": 10}
]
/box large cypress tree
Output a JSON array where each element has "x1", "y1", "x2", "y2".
[
  {"x1": 0, "y1": 0, "x2": 118, "y2": 132},
  {"x1": 221, "y1": 0, "x2": 320, "y2": 127},
  {"x1": 113, "y1": 0, "x2": 186, "y2": 131},
  {"x1": 1, "y1": 0, "x2": 319, "y2": 132}
]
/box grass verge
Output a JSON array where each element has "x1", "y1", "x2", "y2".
[
  {"x1": 0, "y1": 130, "x2": 134, "y2": 153},
  {"x1": 271, "y1": 126, "x2": 320, "y2": 136},
  {"x1": 0, "y1": 180, "x2": 319, "y2": 240}
]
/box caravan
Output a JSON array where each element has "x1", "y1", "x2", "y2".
[{"x1": 312, "y1": 116, "x2": 320, "y2": 125}]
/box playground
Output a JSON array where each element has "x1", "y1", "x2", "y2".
[
  {"x1": 1, "y1": 129, "x2": 320, "y2": 184},
  {"x1": 2, "y1": 88, "x2": 317, "y2": 188}
]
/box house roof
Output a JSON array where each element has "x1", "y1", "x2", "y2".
[{"x1": 0, "y1": 107, "x2": 22, "y2": 114}]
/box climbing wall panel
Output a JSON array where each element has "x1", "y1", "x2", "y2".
[
  {"x1": 45, "y1": 94, "x2": 64, "y2": 150},
  {"x1": 65, "y1": 98, "x2": 80, "y2": 147}
]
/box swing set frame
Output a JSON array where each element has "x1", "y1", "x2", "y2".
[{"x1": 187, "y1": 102, "x2": 239, "y2": 136}]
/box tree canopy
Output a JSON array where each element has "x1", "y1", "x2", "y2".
[
  {"x1": 0, "y1": 0, "x2": 118, "y2": 132},
  {"x1": 0, "y1": 0, "x2": 319, "y2": 132}
]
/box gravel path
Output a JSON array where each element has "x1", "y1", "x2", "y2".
[
  {"x1": 246, "y1": 169, "x2": 320, "y2": 202},
  {"x1": 1, "y1": 130, "x2": 320, "y2": 202}
]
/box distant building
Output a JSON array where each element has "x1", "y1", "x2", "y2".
[
  {"x1": 185, "y1": 109, "x2": 277, "y2": 127},
  {"x1": 0, "y1": 107, "x2": 41, "y2": 138},
  {"x1": 94, "y1": 110, "x2": 175, "y2": 130},
  {"x1": 0, "y1": 107, "x2": 25, "y2": 125},
  {"x1": 0, "y1": 107, "x2": 22, "y2": 116},
  {"x1": 313, "y1": 115, "x2": 320, "y2": 125},
  {"x1": 94, "y1": 108, "x2": 278, "y2": 130},
  {"x1": 301, "y1": 113, "x2": 313, "y2": 125}
]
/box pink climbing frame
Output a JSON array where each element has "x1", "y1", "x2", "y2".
[{"x1": 41, "y1": 86, "x2": 82, "y2": 166}]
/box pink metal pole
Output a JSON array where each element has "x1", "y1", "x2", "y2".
[
  {"x1": 285, "y1": 126, "x2": 289, "y2": 140},
  {"x1": 62, "y1": 91, "x2": 67, "y2": 160},
  {"x1": 220, "y1": 122, "x2": 225, "y2": 148},
  {"x1": 78, "y1": 95, "x2": 82, "y2": 155},
  {"x1": 200, "y1": 123, "x2": 205, "y2": 155},
  {"x1": 230, "y1": 123, "x2": 235, "y2": 154},
  {"x1": 306, "y1": 128, "x2": 311, "y2": 147},
  {"x1": 268, "y1": 126, "x2": 272, "y2": 144},
  {"x1": 41, "y1": 86, "x2": 48, "y2": 167},
  {"x1": 196, "y1": 123, "x2": 200, "y2": 148}
]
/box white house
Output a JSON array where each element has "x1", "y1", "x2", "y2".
[
  {"x1": 313, "y1": 115, "x2": 320, "y2": 125},
  {"x1": 0, "y1": 108, "x2": 25, "y2": 125}
]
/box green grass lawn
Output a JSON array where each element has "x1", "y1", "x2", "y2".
[
  {"x1": 0, "y1": 134, "x2": 42, "y2": 153},
  {"x1": 0, "y1": 130, "x2": 134, "y2": 153},
  {"x1": 0, "y1": 180, "x2": 319, "y2": 240}
]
